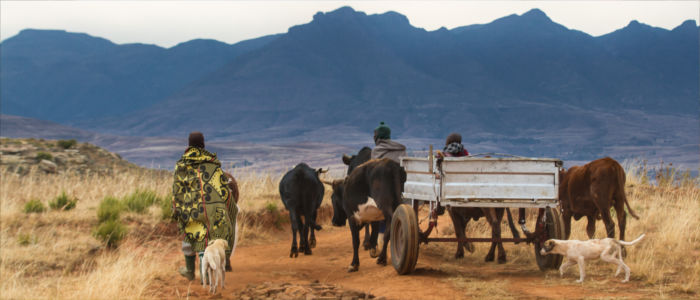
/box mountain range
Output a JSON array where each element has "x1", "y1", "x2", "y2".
[{"x1": 1, "y1": 7, "x2": 698, "y2": 168}]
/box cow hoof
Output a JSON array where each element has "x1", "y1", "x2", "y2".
[
  {"x1": 484, "y1": 254, "x2": 495, "y2": 262},
  {"x1": 304, "y1": 248, "x2": 312, "y2": 255},
  {"x1": 497, "y1": 256, "x2": 507, "y2": 264},
  {"x1": 465, "y1": 242, "x2": 475, "y2": 253},
  {"x1": 369, "y1": 247, "x2": 378, "y2": 258},
  {"x1": 347, "y1": 265, "x2": 359, "y2": 272},
  {"x1": 455, "y1": 251, "x2": 464, "y2": 259},
  {"x1": 299, "y1": 244, "x2": 306, "y2": 253},
  {"x1": 309, "y1": 239, "x2": 316, "y2": 249},
  {"x1": 290, "y1": 247, "x2": 298, "y2": 258},
  {"x1": 363, "y1": 241, "x2": 371, "y2": 250},
  {"x1": 376, "y1": 256, "x2": 387, "y2": 266}
]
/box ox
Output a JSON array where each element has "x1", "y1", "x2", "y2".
[
  {"x1": 223, "y1": 172, "x2": 239, "y2": 204},
  {"x1": 328, "y1": 158, "x2": 406, "y2": 272},
  {"x1": 559, "y1": 157, "x2": 639, "y2": 243},
  {"x1": 448, "y1": 206, "x2": 520, "y2": 263},
  {"x1": 341, "y1": 147, "x2": 382, "y2": 255},
  {"x1": 279, "y1": 163, "x2": 326, "y2": 258}
]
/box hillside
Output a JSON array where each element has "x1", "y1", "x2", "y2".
[
  {"x1": 1, "y1": 7, "x2": 698, "y2": 168},
  {"x1": 0, "y1": 137, "x2": 146, "y2": 175}
]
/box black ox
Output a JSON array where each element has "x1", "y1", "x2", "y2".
[
  {"x1": 279, "y1": 163, "x2": 325, "y2": 258},
  {"x1": 340, "y1": 147, "x2": 382, "y2": 257},
  {"x1": 327, "y1": 158, "x2": 406, "y2": 272}
]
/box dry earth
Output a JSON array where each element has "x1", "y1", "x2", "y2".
[{"x1": 151, "y1": 221, "x2": 674, "y2": 300}]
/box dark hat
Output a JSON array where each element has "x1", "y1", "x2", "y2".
[
  {"x1": 445, "y1": 133, "x2": 462, "y2": 145},
  {"x1": 188, "y1": 131, "x2": 205, "y2": 148},
  {"x1": 374, "y1": 122, "x2": 391, "y2": 140}
]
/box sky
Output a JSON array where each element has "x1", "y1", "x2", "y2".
[{"x1": 1, "y1": 1, "x2": 698, "y2": 48}]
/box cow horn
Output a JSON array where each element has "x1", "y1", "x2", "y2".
[
  {"x1": 342, "y1": 154, "x2": 352, "y2": 165},
  {"x1": 319, "y1": 168, "x2": 328, "y2": 174}
]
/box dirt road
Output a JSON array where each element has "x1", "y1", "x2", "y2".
[{"x1": 149, "y1": 223, "x2": 662, "y2": 299}]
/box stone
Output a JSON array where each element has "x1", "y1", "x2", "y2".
[{"x1": 39, "y1": 159, "x2": 57, "y2": 173}]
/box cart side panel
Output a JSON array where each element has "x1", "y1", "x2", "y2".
[
  {"x1": 401, "y1": 158, "x2": 438, "y2": 201},
  {"x1": 441, "y1": 158, "x2": 559, "y2": 202}
]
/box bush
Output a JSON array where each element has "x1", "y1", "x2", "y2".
[
  {"x1": 94, "y1": 219, "x2": 127, "y2": 248},
  {"x1": 57, "y1": 139, "x2": 77, "y2": 149},
  {"x1": 17, "y1": 233, "x2": 36, "y2": 246},
  {"x1": 49, "y1": 191, "x2": 77, "y2": 211},
  {"x1": 23, "y1": 199, "x2": 46, "y2": 213},
  {"x1": 98, "y1": 196, "x2": 123, "y2": 223},
  {"x1": 122, "y1": 189, "x2": 161, "y2": 214},
  {"x1": 160, "y1": 196, "x2": 173, "y2": 220},
  {"x1": 35, "y1": 151, "x2": 53, "y2": 161}
]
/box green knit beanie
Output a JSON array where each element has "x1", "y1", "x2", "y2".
[{"x1": 374, "y1": 122, "x2": 391, "y2": 140}]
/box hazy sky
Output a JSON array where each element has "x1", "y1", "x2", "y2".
[{"x1": 2, "y1": 1, "x2": 698, "y2": 48}]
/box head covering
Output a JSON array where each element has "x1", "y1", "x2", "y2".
[
  {"x1": 188, "y1": 131, "x2": 205, "y2": 149},
  {"x1": 445, "y1": 133, "x2": 462, "y2": 146},
  {"x1": 374, "y1": 122, "x2": 391, "y2": 140}
]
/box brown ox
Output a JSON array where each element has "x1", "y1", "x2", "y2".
[
  {"x1": 560, "y1": 157, "x2": 639, "y2": 242},
  {"x1": 224, "y1": 172, "x2": 239, "y2": 204}
]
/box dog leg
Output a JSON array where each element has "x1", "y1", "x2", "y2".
[
  {"x1": 601, "y1": 246, "x2": 629, "y2": 283},
  {"x1": 576, "y1": 256, "x2": 586, "y2": 283},
  {"x1": 559, "y1": 259, "x2": 575, "y2": 277}
]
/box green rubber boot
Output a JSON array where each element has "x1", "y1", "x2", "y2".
[
  {"x1": 225, "y1": 251, "x2": 232, "y2": 272},
  {"x1": 199, "y1": 252, "x2": 209, "y2": 285},
  {"x1": 178, "y1": 255, "x2": 195, "y2": 281}
]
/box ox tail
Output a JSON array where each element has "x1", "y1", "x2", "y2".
[
  {"x1": 394, "y1": 167, "x2": 407, "y2": 208},
  {"x1": 505, "y1": 208, "x2": 520, "y2": 240},
  {"x1": 617, "y1": 165, "x2": 639, "y2": 220},
  {"x1": 616, "y1": 233, "x2": 645, "y2": 246}
]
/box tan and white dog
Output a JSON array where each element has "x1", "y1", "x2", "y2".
[
  {"x1": 540, "y1": 234, "x2": 645, "y2": 283},
  {"x1": 202, "y1": 239, "x2": 228, "y2": 293}
]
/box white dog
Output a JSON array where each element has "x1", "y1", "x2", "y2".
[
  {"x1": 540, "y1": 234, "x2": 645, "y2": 283},
  {"x1": 202, "y1": 239, "x2": 228, "y2": 293}
]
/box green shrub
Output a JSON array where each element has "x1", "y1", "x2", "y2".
[
  {"x1": 160, "y1": 196, "x2": 173, "y2": 220},
  {"x1": 23, "y1": 199, "x2": 46, "y2": 213},
  {"x1": 264, "y1": 201, "x2": 278, "y2": 213},
  {"x1": 36, "y1": 151, "x2": 53, "y2": 161},
  {"x1": 57, "y1": 139, "x2": 77, "y2": 149},
  {"x1": 49, "y1": 191, "x2": 77, "y2": 211},
  {"x1": 94, "y1": 219, "x2": 127, "y2": 248},
  {"x1": 17, "y1": 233, "x2": 36, "y2": 246},
  {"x1": 98, "y1": 196, "x2": 123, "y2": 223},
  {"x1": 122, "y1": 189, "x2": 160, "y2": 213}
]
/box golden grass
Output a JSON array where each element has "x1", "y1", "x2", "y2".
[{"x1": 1, "y1": 160, "x2": 698, "y2": 299}]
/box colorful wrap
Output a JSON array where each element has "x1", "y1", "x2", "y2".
[{"x1": 172, "y1": 147, "x2": 236, "y2": 253}]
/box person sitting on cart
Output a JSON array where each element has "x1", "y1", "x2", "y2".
[
  {"x1": 371, "y1": 121, "x2": 406, "y2": 162},
  {"x1": 439, "y1": 132, "x2": 469, "y2": 158},
  {"x1": 370, "y1": 121, "x2": 406, "y2": 243}
]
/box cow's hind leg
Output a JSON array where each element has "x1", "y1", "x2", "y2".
[
  {"x1": 348, "y1": 220, "x2": 361, "y2": 272},
  {"x1": 362, "y1": 225, "x2": 372, "y2": 250},
  {"x1": 368, "y1": 222, "x2": 379, "y2": 258},
  {"x1": 309, "y1": 209, "x2": 318, "y2": 249},
  {"x1": 288, "y1": 209, "x2": 300, "y2": 258},
  {"x1": 302, "y1": 212, "x2": 313, "y2": 255},
  {"x1": 448, "y1": 208, "x2": 469, "y2": 259},
  {"x1": 614, "y1": 197, "x2": 628, "y2": 256},
  {"x1": 376, "y1": 208, "x2": 393, "y2": 266},
  {"x1": 495, "y1": 208, "x2": 507, "y2": 263},
  {"x1": 586, "y1": 215, "x2": 597, "y2": 238}
]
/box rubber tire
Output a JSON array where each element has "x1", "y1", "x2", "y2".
[
  {"x1": 535, "y1": 207, "x2": 565, "y2": 271},
  {"x1": 391, "y1": 204, "x2": 420, "y2": 275}
]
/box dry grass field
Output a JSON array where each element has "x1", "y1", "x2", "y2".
[{"x1": 0, "y1": 160, "x2": 698, "y2": 299}]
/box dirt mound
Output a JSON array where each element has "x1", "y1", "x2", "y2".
[{"x1": 233, "y1": 281, "x2": 382, "y2": 300}]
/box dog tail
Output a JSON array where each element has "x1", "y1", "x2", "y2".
[{"x1": 616, "y1": 233, "x2": 645, "y2": 246}]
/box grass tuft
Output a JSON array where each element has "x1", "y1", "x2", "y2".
[
  {"x1": 93, "y1": 219, "x2": 127, "y2": 248},
  {"x1": 23, "y1": 199, "x2": 45, "y2": 214},
  {"x1": 49, "y1": 191, "x2": 77, "y2": 211},
  {"x1": 98, "y1": 196, "x2": 123, "y2": 223}
]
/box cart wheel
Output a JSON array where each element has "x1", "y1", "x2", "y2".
[
  {"x1": 534, "y1": 207, "x2": 565, "y2": 271},
  {"x1": 391, "y1": 204, "x2": 420, "y2": 275}
]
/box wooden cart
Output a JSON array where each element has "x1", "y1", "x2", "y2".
[{"x1": 391, "y1": 153, "x2": 566, "y2": 275}]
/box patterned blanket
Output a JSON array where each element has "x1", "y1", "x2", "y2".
[{"x1": 172, "y1": 147, "x2": 237, "y2": 253}]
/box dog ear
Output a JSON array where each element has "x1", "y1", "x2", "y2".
[{"x1": 544, "y1": 240, "x2": 555, "y2": 252}]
